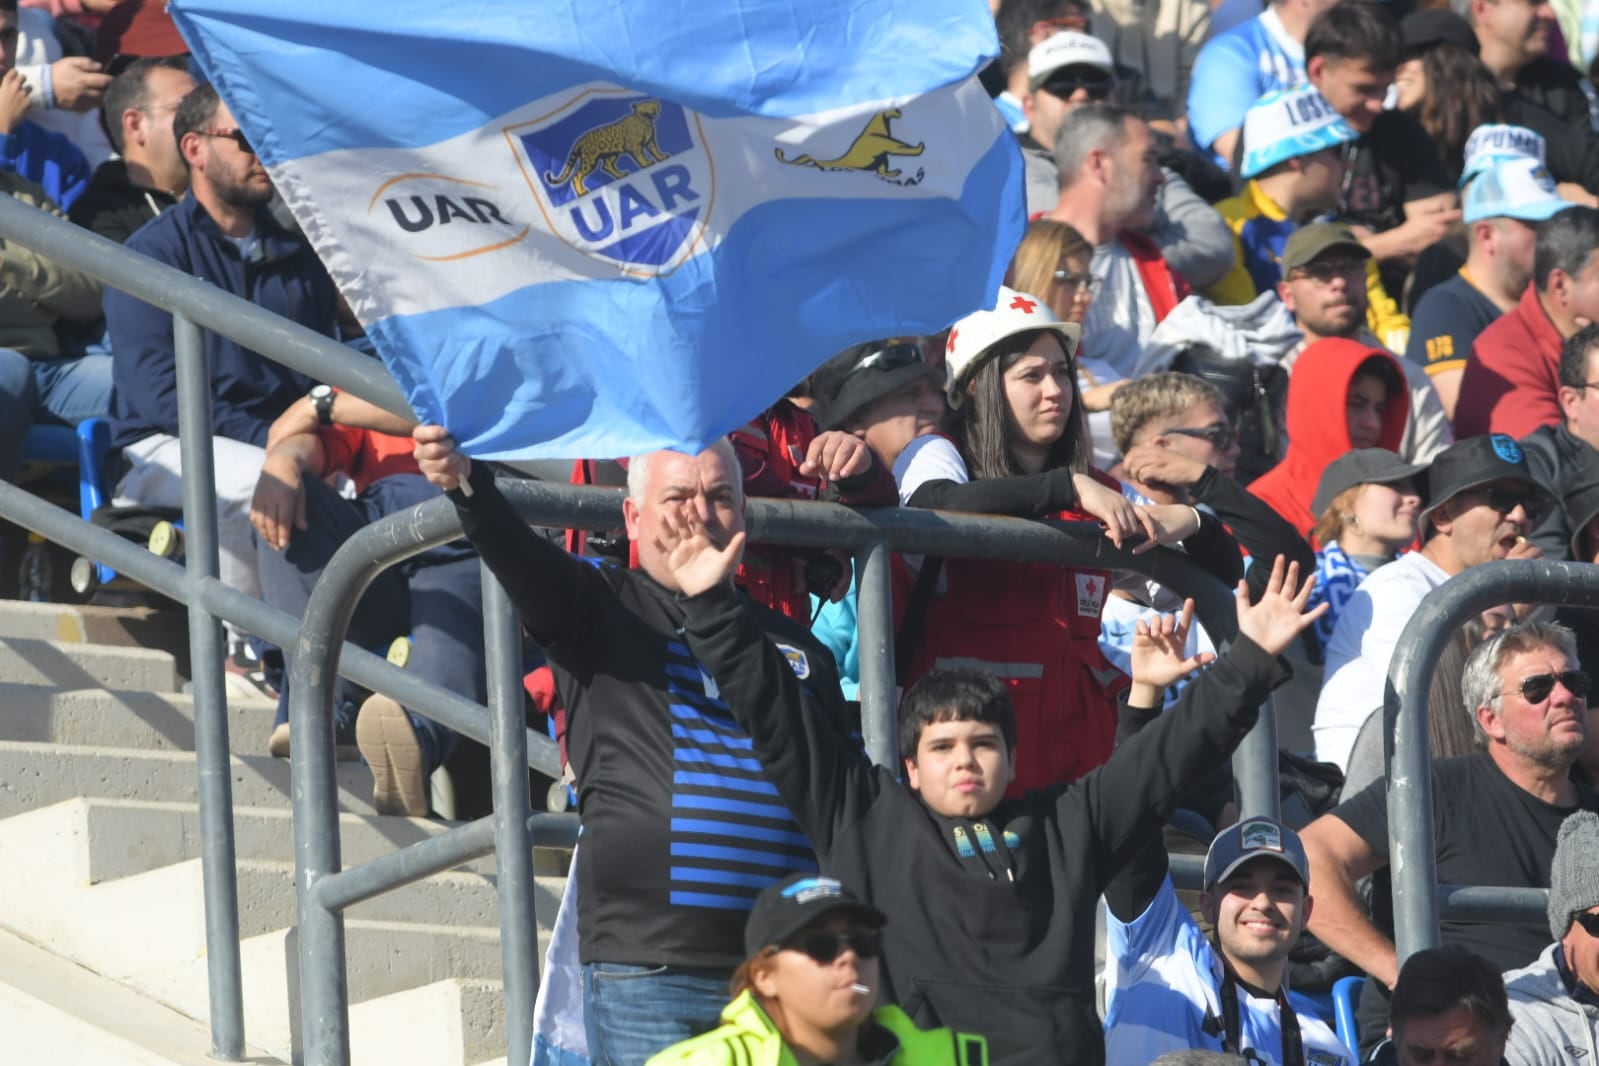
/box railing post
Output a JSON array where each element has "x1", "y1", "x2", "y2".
[
  {"x1": 483, "y1": 568, "x2": 537, "y2": 1066},
  {"x1": 173, "y1": 311, "x2": 245, "y2": 1060},
  {"x1": 1232, "y1": 696, "x2": 1281, "y2": 822},
  {"x1": 854, "y1": 539, "x2": 898, "y2": 770}
]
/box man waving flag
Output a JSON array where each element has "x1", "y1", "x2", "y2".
[{"x1": 167, "y1": 0, "x2": 1023, "y2": 460}]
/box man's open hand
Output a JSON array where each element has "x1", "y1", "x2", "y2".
[
  {"x1": 1131, "y1": 598, "x2": 1215, "y2": 689},
  {"x1": 658, "y1": 497, "x2": 746, "y2": 597}
]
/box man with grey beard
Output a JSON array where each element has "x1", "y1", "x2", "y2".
[{"x1": 1302, "y1": 620, "x2": 1598, "y2": 1056}]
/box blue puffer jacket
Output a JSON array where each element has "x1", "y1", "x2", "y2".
[
  {"x1": 0, "y1": 118, "x2": 89, "y2": 211},
  {"x1": 106, "y1": 194, "x2": 339, "y2": 449}
]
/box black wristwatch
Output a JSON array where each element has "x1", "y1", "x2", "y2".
[{"x1": 309, "y1": 384, "x2": 334, "y2": 426}]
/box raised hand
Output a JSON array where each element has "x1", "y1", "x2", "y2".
[
  {"x1": 1234, "y1": 555, "x2": 1327, "y2": 657},
  {"x1": 413, "y1": 423, "x2": 470, "y2": 491},
  {"x1": 1131, "y1": 598, "x2": 1216, "y2": 690},
  {"x1": 658, "y1": 495, "x2": 746, "y2": 597}
]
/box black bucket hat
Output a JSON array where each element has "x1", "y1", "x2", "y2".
[{"x1": 809, "y1": 339, "x2": 943, "y2": 431}]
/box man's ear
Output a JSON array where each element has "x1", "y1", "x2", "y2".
[
  {"x1": 622, "y1": 495, "x2": 642, "y2": 543},
  {"x1": 903, "y1": 757, "x2": 921, "y2": 790},
  {"x1": 1275, "y1": 279, "x2": 1296, "y2": 314},
  {"x1": 178, "y1": 131, "x2": 205, "y2": 170},
  {"x1": 122, "y1": 107, "x2": 145, "y2": 148},
  {"x1": 1021, "y1": 91, "x2": 1038, "y2": 126},
  {"x1": 1199, "y1": 889, "x2": 1219, "y2": 926},
  {"x1": 1549, "y1": 268, "x2": 1573, "y2": 310},
  {"x1": 1306, "y1": 55, "x2": 1327, "y2": 84},
  {"x1": 1476, "y1": 702, "x2": 1507, "y2": 743}
]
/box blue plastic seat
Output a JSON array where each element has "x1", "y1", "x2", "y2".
[
  {"x1": 1332, "y1": 974, "x2": 1363, "y2": 1054},
  {"x1": 21, "y1": 417, "x2": 117, "y2": 590}
]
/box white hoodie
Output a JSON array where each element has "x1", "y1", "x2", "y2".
[{"x1": 1504, "y1": 943, "x2": 1599, "y2": 1066}]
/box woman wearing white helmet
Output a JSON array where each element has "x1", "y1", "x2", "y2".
[{"x1": 893, "y1": 287, "x2": 1240, "y2": 791}]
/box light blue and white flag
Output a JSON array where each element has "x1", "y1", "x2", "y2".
[{"x1": 169, "y1": 1, "x2": 1023, "y2": 460}]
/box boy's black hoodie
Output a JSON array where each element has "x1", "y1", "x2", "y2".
[{"x1": 681, "y1": 582, "x2": 1289, "y2": 1066}]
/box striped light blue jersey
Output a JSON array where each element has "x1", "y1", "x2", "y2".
[{"x1": 1103, "y1": 877, "x2": 1355, "y2": 1066}]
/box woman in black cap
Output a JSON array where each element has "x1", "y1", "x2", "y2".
[
  {"x1": 647, "y1": 874, "x2": 986, "y2": 1065},
  {"x1": 1306, "y1": 448, "x2": 1427, "y2": 655}
]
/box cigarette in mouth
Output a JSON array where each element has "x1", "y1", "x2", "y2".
[{"x1": 851, "y1": 983, "x2": 871, "y2": 995}]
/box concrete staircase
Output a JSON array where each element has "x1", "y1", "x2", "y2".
[{"x1": 0, "y1": 600, "x2": 567, "y2": 1066}]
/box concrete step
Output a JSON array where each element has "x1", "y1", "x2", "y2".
[
  {"x1": 0, "y1": 925, "x2": 287, "y2": 1065},
  {"x1": 0, "y1": 599, "x2": 188, "y2": 658},
  {"x1": 131, "y1": 921, "x2": 544, "y2": 1064},
  {"x1": 0, "y1": 741, "x2": 379, "y2": 818},
  {"x1": 0, "y1": 685, "x2": 279, "y2": 755},
  {"x1": 0, "y1": 636, "x2": 176, "y2": 691},
  {"x1": 2, "y1": 797, "x2": 573, "y2": 885},
  {"x1": 347, "y1": 978, "x2": 506, "y2": 1066}
]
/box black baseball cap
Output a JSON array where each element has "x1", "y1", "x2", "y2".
[
  {"x1": 743, "y1": 874, "x2": 887, "y2": 957},
  {"x1": 1419, "y1": 433, "x2": 1550, "y2": 525},
  {"x1": 809, "y1": 339, "x2": 943, "y2": 431},
  {"x1": 1312, "y1": 448, "x2": 1429, "y2": 519},
  {"x1": 1401, "y1": 9, "x2": 1479, "y2": 56}
]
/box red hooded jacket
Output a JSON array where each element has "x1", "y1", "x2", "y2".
[{"x1": 1250, "y1": 339, "x2": 1410, "y2": 537}]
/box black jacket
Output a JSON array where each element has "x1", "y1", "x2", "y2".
[
  {"x1": 452, "y1": 465, "x2": 846, "y2": 971},
  {"x1": 1503, "y1": 59, "x2": 1599, "y2": 192},
  {"x1": 67, "y1": 159, "x2": 177, "y2": 246},
  {"x1": 681, "y1": 580, "x2": 1290, "y2": 1065},
  {"x1": 1519, "y1": 421, "x2": 1595, "y2": 560}
]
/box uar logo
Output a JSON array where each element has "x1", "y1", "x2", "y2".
[
  {"x1": 508, "y1": 91, "x2": 713, "y2": 276},
  {"x1": 369, "y1": 173, "x2": 528, "y2": 261}
]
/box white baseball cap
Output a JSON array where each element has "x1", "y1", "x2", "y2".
[
  {"x1": 1239, "y1": 86, "x2": 1357, "y2": 180},
  {"x1": 1463, "y1": 154, "x2": 1573, "y2": 224},
  {"x1": 945, "y1": 286, "x2": 1081, "y2": 402},
  {"x1": 1027, "y1": 31, "x2": 1115, "y2": 90},
  {"x1": 1460, "y1": 123, "x2": 1547, "y2": 187}
]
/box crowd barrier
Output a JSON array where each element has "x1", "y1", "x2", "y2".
[{"x1": 0, "y1": 190, "x2": 1569, "y2": 1066}]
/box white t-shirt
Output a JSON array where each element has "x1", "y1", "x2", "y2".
[
  {"x1": 894, "y1": 434, "x2": 968, "y2": 505},
  {"x1": 1312, "y1": 550, "x2": 1452, "y2": 771},
  {"x1": 1104, "y1": 877, "x2": 1356, "y2": 1066}
]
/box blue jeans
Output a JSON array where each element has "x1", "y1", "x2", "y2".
[
  {"x1": 258, "y1": 474, "x2": 484, "y2": 773},
  {"x1": 0, "y1": 349, "x2": 113, "y2": 482},
  {"x1": 582, "y1": 963, "x2": 729, "y2": 1066}
]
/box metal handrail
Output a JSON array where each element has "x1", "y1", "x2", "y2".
[
  {"x1": 0, "y1": 192, "x2": 1283, "y2": 1066},
  {"x1": 1385, "y1": 559, "x2": 1599, "y2": 964}
]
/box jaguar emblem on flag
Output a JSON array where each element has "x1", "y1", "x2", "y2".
[{"x1": 507, "y1": 90, "x2": 714, "y2": 275}]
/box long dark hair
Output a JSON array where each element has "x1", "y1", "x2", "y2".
[
  {"x1": 955, "y1": 329, "x2": 1089, "y2": 480},
  {"x1": 1414, "y1": 44, "x2": 1501, "y2": 177}
]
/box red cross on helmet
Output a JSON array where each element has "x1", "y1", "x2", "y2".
[{"x1": 943, "y1": 285, "x2": 1081, "y2": 406}]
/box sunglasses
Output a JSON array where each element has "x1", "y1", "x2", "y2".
[
  {"x1": 1051, "y1": 269, "x2": 1099, "y2": 294},
  {"x1": 1287, "y1": 258, "x2": 1366, "y2": 284},
  {"x1": 1477, "y1": 485, "x2": 1549, "y2": 524},
  {"x1": 1575, "y1": 912, "x2": 1599, "y2": 937},
  {"x1": 783, "y1": 928, "x2": 883, "y2": 964},
  {"x1": 202, "y1": 127, "x2": 255, "y2": 154},
  {"x1": 853, "y1": 341, "x2": 924, "y2": 373},
  {"x1": 1506, "y1": 670, "x2": 1591, "y2": 704},
  {"x1": 1164, "y1": 423, "x2": 1236, "y2": 449},
  {"x1": 1041, "y1": 74, "x2": 1115, "y2": 101}
]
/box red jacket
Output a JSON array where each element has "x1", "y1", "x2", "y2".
[
  {"x1": 1250, "y1": 339, "x2": 1410, "y2": 538},
  {"x1": 1454, "y1": 283, "x2": 1565, "y2": 440},
  {"x1": 899, "y1": 469, "x2": 1129, "y2": 793}
]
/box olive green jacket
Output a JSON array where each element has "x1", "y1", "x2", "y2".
[{"x1": 0, "y1": 170, "x2": 102, "y2": 358}]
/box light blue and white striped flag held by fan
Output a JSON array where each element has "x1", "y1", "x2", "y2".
[{"x1": 167, "y1": 0, "x2": 1024, "y2": 461}]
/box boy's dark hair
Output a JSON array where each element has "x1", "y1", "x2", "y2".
[
  {"x1": 1560, "y1": 323, "x2": 1599, "y2": 391},
  {"x1": 1305, "y1": 1, "x2": 1402, "y2": 71},
  {"x1": 898, "y1": 667, "x2": 1017, "y2": 763},
  {"x1": 172, "y1": 82, "x2": 222, "y2": 171},
  {"x1": 1389, "y1": 945, "x2": 1513, "y2": 1042},
  {"x1": 0, "y1": 0, "x2": 17, "y2": 15},
  {"x1": 1536, "y1": 206, "x2": 1599, "y2": 290}
]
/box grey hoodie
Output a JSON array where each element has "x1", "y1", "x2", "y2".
[{"x1": 1504, "y1": 943, "x2": 1599, "y2": 1066}]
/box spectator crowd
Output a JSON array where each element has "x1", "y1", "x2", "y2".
[{"x1": 8, "y1": 0, "x2": 1599, "y2": 1063}]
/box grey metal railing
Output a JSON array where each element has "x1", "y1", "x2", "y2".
[
  {"x1": 0, "y1": 192, "x2": 1285, "y2": 1066},
  {"x1": 1385, "y1": 559, "x2": 1599, "y2": 965}
]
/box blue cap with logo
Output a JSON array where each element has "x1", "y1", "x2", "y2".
[
  {"x1": 1239, "y1": 86, "x2": 1358, "y2": 180},
  {"x1": 1204, "y1": 817, "x2": 1310, "y2": 889},
  {"x1": 1459, "y1": 123, "x2": 1546, "y2": 186},
  {"x1": 1463, "y1": 155, "x2": 1572, "y2": 224}
]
